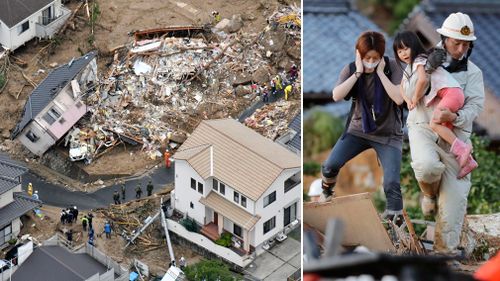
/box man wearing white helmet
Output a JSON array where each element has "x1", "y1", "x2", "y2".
[
  {"x1": 407, "y1": 12, "x2": 484, "y2": 254},
  {"x1": 307, "y1": 179, "x2": 323, "y2": 202}
]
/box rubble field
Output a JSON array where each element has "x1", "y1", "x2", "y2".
[{"x1": 0, "y1": 0, "x2": 301, "y2": 189}]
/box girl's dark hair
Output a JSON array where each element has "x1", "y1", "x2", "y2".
[{"x1": 393, "y1": 31, "x2": 427, "y2": 77}]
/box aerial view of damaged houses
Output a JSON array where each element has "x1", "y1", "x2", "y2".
[{"x1": 0, "y1": 0, "x2": 302, "y2": 280}]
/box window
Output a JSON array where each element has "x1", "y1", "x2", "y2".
[
  {"x1": 42, "y1": 107, "x2": 61, "y2": 125},
  {"x1": 263, "y1": 191, "x2": 276, "y2": 207},
  {"x1": 233, "y1": 224, "x2": 242, "y2": 238},
  {"x1": 234, "y1": 191, "x2": 239, "y2": 203},
  {"x1": 190, "y1": 178, "x2": 196, "y2": 190},
  {"x1": 284, "y1": 176, "x2": 300, "y2": 193},
  {"x1": 213, "y1": 179, "x2": 218, "y2": 191},
  {"x1": 190, "y1": 202, "x2": 194, "y2": 209},
  {"x1": 263, "y1": 217, "x2": 276, "y2": 234},
  {"x1": 220, "y1": 183, "x2": 225, "y2": 195},
  {"x1": 26, "y1": 130, "x2": 39, "y2": 142},
  {"x1": 241, "y1": 196, "x2": 247, "y2": 208},
  {"x1": 19, "y1": 21, "x2": 29, "y2": 34},
  {"x1": 197, "y1": 182, "x2": 203, "y2": 194}
]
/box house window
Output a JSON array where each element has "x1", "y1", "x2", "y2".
[
  {"x1": 1, "y1": 224, "x2": 12, "y2": 245},
  {"x1": 263, "y1": 191, "x2": 276, "y2": 208},
  {"x1": 213, "y1": 179, "x2": 218, "y2": 191},
  {"x1": 19, "y1": 21, "x2": 29, "y2": 34},
  {"x1": 234, "y1": 191, "x2": 239, "y2": 203},
  {"x1": 42, "y1": 107, "x2": 61, "y2": 125},
  {"x1": 263, "y1": 217, "x2": 276, "y2": 234},
  {"x1": 190, "y1": 202, "x2": 194, "y2": 209},
  {"x1": 284, "y1": 176, "x2": 300, "y2": 193},
  {"x1": 220, "y1": 183, "x2": 225, "y2": 195},
  {"x1": 197, "y1": 182, "x2": 203, "y2": 194},
  {"x1": 26, "y1": 130, "x2": 39, "y2": 142},
  {"x1": 234, "y1": 224, "x2": 242, "y2": 238},
  {"x1": 241, "y1": 196, "x2": 247, "y2": 208},
  {"x1": 190, "y1": 178, "x2": 196, "y2": 190}
]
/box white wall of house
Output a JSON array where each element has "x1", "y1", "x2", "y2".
[
  {"x1": 211, "y1": 177, "x2": 255, "y2": 214},
  {"x1": 11, "y1": 218, "x2": 21, "y2": 237},
  {"x1": 252, "y1": 167, "x2": 301, "y2": 247},
  {"x1": 18, "y1": 121, "x2": 56, "y2": 157},
  {"x1": 0, "y1": 189, "x2": 15, "y2": 208},
  {"x1": 0, "y1": 0, "x2": 65, "y2": 51},
  {"x1": 174, "y1": 160, "x2": 207, "y2": 225}
]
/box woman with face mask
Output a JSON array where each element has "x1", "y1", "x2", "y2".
[{"x1": 320, "y1": 31, "x2": 405, "y2": 222}]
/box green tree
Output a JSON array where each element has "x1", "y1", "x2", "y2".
[
  {"x1": 304, "y1": 110, "x2": 344, "y2": 158},
  {"x1": 184, "y1": 259, "x2": 240, "y2": 281},
  {"x1": 369, "y1": 0, "x2": 420, "y2": 33}
]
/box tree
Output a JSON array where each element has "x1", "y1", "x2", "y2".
[
  {"x1": 304, "y1": 110, "x2": 344, "y2": 158},
  {"x1": 184, "y1": 259, "x2": 240, "y2": 281}
]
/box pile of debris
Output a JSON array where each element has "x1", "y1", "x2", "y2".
[
  {"x1": 65, "y1": 4, "x2": 302, "y2": 164},
  {"x1": 244, "y1": 99, "x2": 301, "y2": 140}
]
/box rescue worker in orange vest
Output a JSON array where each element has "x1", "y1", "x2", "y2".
[{"x1": 164, "y1": 150, "x2": 171, "y2": 168}]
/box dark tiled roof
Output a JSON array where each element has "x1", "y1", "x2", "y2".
[
  {"x1": 0, "y1": 176, "x2": 20, "y2": 196},
  {"x1": 412, "y1": 0, "x2": 500, "y2": 99},
  {"x1": 0, "y1": 157, "x2": 28, "y2": 180},
  {"x1": 287, "y1": 113, "x2": 301, "y2": 151},
  {"x1": 11, "y1": 51, "x2": 97, "y2": 138},
  {"x1": 0, "y1": 0, "x2": 54, "y2": 28},
  {"x1": 0, "y1": 192, "x2": 41, "y2": 229},
  {"x1": 304, "y1": 0, "x2": 389, "y2": 96}
]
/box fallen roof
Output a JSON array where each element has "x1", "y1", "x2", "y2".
[
  {"x1": 11, "y1": 51, "x2": 97, "y2": 139},
  {"x1": 406, "y1": 0, "x2": 500, "y2": 100},
  {"x1": 0, "y1": 192, "x2": 42, "y2": 229},
  {"x1": 174, "y1": 119, "x2": 300, "y2": 201},
  {"x1": 303, "y1": 0, "x2": 389, "y2": 96},
  {"x1": 0, "y1": 0, "x2": 54, "y2": 28},
  {"x1": 11, "y1": 245, "x2": 111, "y2": 281},
  {"x1": 200, "y1": 192, "x2": 261, "y2": 230},
  {"x1": 0, "y1": 156, "x2": 28, "y2": 179}
]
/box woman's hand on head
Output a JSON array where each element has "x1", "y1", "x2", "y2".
[
  {"x1": 376, "y1": 58, "x2": 386, "y2": 74},
  {"x1": 355, "y1": 49, "x2": 363, "y2": 73}
]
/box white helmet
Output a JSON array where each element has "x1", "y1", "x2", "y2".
[
  {"x1": 436, "y1": 12, "x2": 476, "y2": 41},
  {"x1": 308, "y1": 179, "x2": 323, "y2": 197}
]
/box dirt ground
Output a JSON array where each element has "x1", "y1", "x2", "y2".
[{"x1": 19, "y1": 191, "x2": 201, "y2": 278}]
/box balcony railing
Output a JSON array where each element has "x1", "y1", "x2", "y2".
[{"x1": 35, "y1": 7, "x2": 71, "y2": 38}]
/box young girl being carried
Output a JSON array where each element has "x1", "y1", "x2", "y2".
[{"x1": 393, "y1": 31, "x2": 477, "y2": 178}]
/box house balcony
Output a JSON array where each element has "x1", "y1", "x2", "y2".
[
  {"x1": 200, "y1": 222, "x2": 220, "y2": 241},
  {"x1": 35, "y1": 7, "x2": 71, "y2": 39}
]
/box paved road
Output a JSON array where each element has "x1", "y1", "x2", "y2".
[{"x1": 21, "y1": 163, "x2": 175, "y2": 210}]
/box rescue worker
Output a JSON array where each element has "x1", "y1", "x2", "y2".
[
  {"x1": 135, "y1": 183, "x2": 143, "y2": 199},
  {"x1": 121, "y1": 184, "x2": 126, "y2": 200},
  {"x1": 81, "y1": 215, "x2": 89, "y2": 232},
  {"x1": 32, "y1": 190, "x2": 39, "y2": 200},
  {"x1": 408, "y1": 12, "x2": 484, "y2": 254},
  {"x1": 27, "y1": 182, "x2": 33, "y2": 196},
  {"x1": 164, "y1": 150, "x2": 171, "y2": 168},
  {"x1": 146, "y1": 181, "x2": 154, "y2": 197},
  {"x1": 307, "y1": 179, "x2": 322, "y2": 203},
  {"x1": 284, "y1": 84, "x2": 293, "y2": 101},
  {"x1": 212, "y1": 11, "x2": 221, "y2": 24},
  {"x1": 104, "y1": 221, "x2": 112, "y2": 239},
  {"x1": 113, "y1": 190, "x2": 121, "y2": 205}
]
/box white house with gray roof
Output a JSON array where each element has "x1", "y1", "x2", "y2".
[
  {"x1": 0, "y1": 0, "x2": 71, "y2": 52},
  {"x1": 11, "y1": 51, "x2": 97, "y2": 156},
  {"x1": 0, "y1": 157, "x2": 42, "y2": 249},
  {"x1": 172, "y1": 119, "x2": 301, "y2": 257}
]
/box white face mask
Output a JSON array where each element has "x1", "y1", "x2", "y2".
[{"x1": 363, "y1": 60, "x2": 380, "y2": 69}]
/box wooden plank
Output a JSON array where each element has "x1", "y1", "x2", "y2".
[{"x1": 304, "y1": 193, "x2": 395, "y2": 253}]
